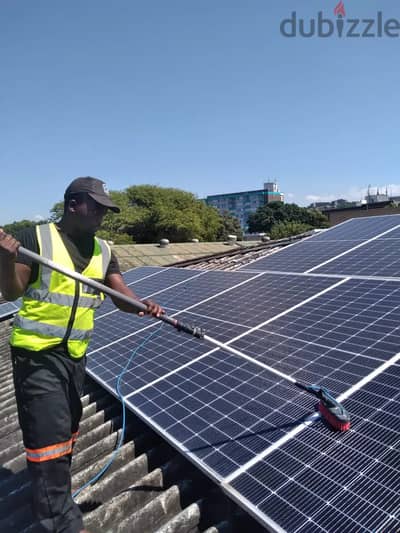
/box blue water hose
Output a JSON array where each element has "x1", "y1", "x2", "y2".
[{"x1": 72, "y1": 322, "x2": 164, "y2": 499}]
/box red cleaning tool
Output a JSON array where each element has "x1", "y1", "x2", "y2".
[{"x1": 295, "y1": 383, "x2": 351, "y2": 431}]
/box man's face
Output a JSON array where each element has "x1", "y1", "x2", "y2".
[{"x1": 72, "y1": 194, "x2": 108, "y2": 233}]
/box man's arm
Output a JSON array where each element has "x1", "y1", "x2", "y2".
[
  {"x1": 105, "y1": 272, "x2": 164, "y2": 317},
  {"x1": 0, "y1": 229, "x2": 31, "y2": 301}
]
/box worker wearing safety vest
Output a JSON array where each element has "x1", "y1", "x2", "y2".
[{"x1": 0, "y1": 177, "x2": 163, "y2": 533}]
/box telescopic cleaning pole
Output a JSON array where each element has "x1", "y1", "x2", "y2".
[{"x1": 18, "y1": 246, "x2": 350, "y2": 431}]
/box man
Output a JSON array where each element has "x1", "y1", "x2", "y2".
[{"x1": 0, "y1": 177, "x2": 163, "y2": 533}]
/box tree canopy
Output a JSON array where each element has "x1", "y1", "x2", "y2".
[{"x1": 247, "y1": 201, "x2": 329, "y2": 235}]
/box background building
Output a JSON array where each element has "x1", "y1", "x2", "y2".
[
  {"x1": 365, "y1": 186, "x2": 389, "y2": 204},
  {"x1": 205, "y1": 181, "x2": 284, "y2": 229}
]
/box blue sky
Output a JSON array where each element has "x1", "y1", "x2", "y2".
[{"x1": 1, "y1": 0, "x2": 398, "y2": 224}]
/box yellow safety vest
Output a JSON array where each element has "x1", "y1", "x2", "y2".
[{"x1": 10, "y1": 223, "x2": 111, "y2": 358}]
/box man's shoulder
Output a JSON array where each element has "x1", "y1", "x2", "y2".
[
  {"x1": 16, "y1": 224, "x2": 44, "y2": 254},
  {"x1": 17, "y1": 223, "x2": 53, "y2": 241},
  {"x1": 16, "y1": 225, "x2": 37, "y2": 239}
]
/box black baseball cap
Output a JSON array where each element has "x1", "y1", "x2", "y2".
[{"x1": 64, "y1": 177, "x2": 120, "y2": 213}]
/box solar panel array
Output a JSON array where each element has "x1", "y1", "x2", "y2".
[
  {"x1": 6, "y1": 215, "x2": 398, "y2": 532},
  {"x1": 87, "y1": 214, "x2": 400, "y2": 532}
]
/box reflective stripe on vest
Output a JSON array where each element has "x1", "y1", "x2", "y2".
[
  {"x1": 13, "y1": 315, "x2": 92, "y2": 341},
  {"x1": 10, "y1": 223, "x2": 111, "y2": 358},
  {"x1": 23, "y1": 288, "x2": 103, "y2": 308}
]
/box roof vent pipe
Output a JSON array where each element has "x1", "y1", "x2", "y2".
[{"x1": 159, "y1": 238, "x2": 170, "y2": 248}]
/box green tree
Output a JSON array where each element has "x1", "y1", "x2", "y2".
[
  {"x1": 247, "y1": 202, "x2": 329, "y2": 234},
  {"x1": 269, "y1": 221, "x2": 312, "y2": 240},
  {"x1": 118, "y1": 185, "x2": 221, "y2": 243},
  {"x1": 216, "y1": 210, "x2": 243, "y2": 241},
  {"x1": 49, "y1": 201, "x2": 64, "y2": 222}
]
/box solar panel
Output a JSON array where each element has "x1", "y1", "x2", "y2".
[
  {"x1": 122, "y1": 265, "x2": 166, "y2": 284},
  {"x1": 309, "y1": 214, "x2": 400, "y2": 242},
  {"x1": 88, "y1": 314, "x2": 250, "y2": 397},
  {"x1": 238, "y1": 240, "x2": 364, "y2": 273},
  {"x1": 86, "y1": 216, "x2": 400, "y2": 532},
  {"x1": 314, "y1": 239, "x2": 400, "y2": 277},
  {"x1": 131, "y1": 351, "x2": 302, "y2": 478},
  {"x1": 92, "y1": 269, "x2": 259, "y2": 349},
  {"x1": 240, "y1": 214, "x2": 400, "y2": 274},
  {"x1": 181, "y1": 274, "x2": 340, "y2": 329},
  {"x1": 0, "y1": 300, "x2": 19, "y2": 320},
  {"x1": 261, "y1": 278, "x2": 400, "y2": 360},
  {"x1": 226, "y1": 363, "x2": 400, "y2": 532}
]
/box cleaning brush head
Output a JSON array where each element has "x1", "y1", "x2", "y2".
[
  {"x1": 317, "y1": 387, "x2": 351, "y2": 432},
  {"x1": 294, "y1": 383, "x2": 350, "y2": 431}
]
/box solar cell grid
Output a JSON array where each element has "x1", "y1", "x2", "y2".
[
  {"x1": 95, "y1": 266, "x2": 170, "y2": 316},
  {"x1": 230, "y1": 330, "x2": 379, "y2": 396},
  {"x1": 131, "y1": 351, "x2": 319, "y2": 478},
  {"x1": 314, "y1": 239, "x2": 400, "y2": 277},
  {"x1": 378, "y1": 226, "x2": 400, "y2": 239},
  {"x1": 91, "y1": 310, "x2": 151, "y2": 352},
  {"x1": 262, "y1": 278, "x2": 400, "y2": 361},
  {"x1": 308, "y1": 215, "x2": 400, "y2": 242},
  {"x1": 122, "y1": 265, "x2": 166, "y2": 284},
  {"x1": 229, "y1": 365, "x2": 400, "y2": 532},
  {"x1": 239, "y1": 240, "x2": 364, "y2": 273},
  {"x1": 96, "y1": 267, "x2": 205, "y2": 316},
  {"x1": 118, "y1": 267, "x2": 202, "y2": 297},
  {"x1": 184, "y1": 273, "x2": 338, "y2": 328},
  {"x1": 92, "y1": 269, "x2": 258, "y2": 350},
  {"x1": 87, "y1": 313, "x2": 250, "y2": 395},
  {"x1": 142, "y1": 269, "x2": 260, "y2": 312}
]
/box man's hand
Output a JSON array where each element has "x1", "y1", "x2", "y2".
[
  {"x1": 0, "y1": 229, "x2": 30, "y2": 301},
  {"x1": 0, "y1": 229, "x2": 19, "y2": 261},
  {"x1": 140, "y1": 299, "x2": 164, "y2": 318}
]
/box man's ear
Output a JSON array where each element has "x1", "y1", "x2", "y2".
[{"x1": 68, "y1": 198, "x2": 78, "y2": 212}]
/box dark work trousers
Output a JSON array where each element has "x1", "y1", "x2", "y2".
[{"x1": 11, "y1": 347, "x2": 86, "y2": 533}]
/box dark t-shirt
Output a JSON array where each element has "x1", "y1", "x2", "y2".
[
  {"x1": 16, "y1": 225, "x2": 121, "y2": 284},
  {"x1": 12, "y1": 225, "x2": 120, "y2": 359}
]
